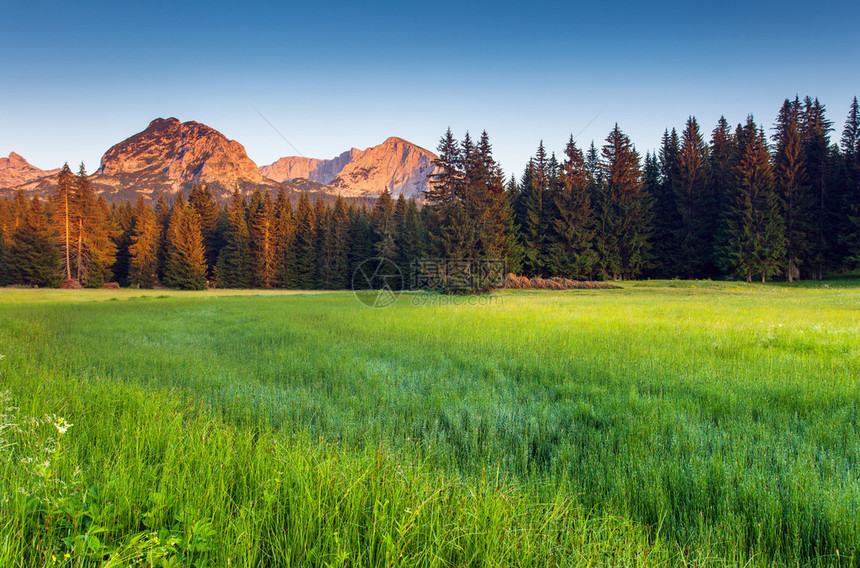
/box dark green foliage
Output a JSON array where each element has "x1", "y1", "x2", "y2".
[
  {"x1": 650, "y1": 129, "x2": 682, "y2": 277},
  {"x1": 719, "y1": 118, "x2": 786, "y2": 282},
  {"x1": 127, "y1": 197, "x2": 159, "y2": 288},
  {"x1": 595, "y1": 124, "x2": 652, "y2": 280},
  {"x1": 674, "y1": 117, "x2": 713, "y2": 278},
  {"x1": 293, "y1": 192, "x2": 318, "y2": 289},
  {"x1": 8, "y1": 198, "x2": 61, "y2": 287},
  {"x1": 319, "y1": 195, "x2": 350, "y2": 289},
  {"x1": 773, "y1": 98, "x2": 815, "y2": 281},
  {"x1": 0, "y1": 232, "x2": 13, "y2": 286},
  {"x1": 248, "y1": 190, "x2": 277, "y2": 287},
  {"x1": 215, "y1": 190, "x2": 253, "y2": 288},
  {"x1": 189, "y1": 183, "x2": 221, "y2": 276},
  {"x1": 549, "y1": 136, "x2": 597, "y2": 279},
  {"x1": 164, "y1": 195, "x2": 207, "y2": 290}
]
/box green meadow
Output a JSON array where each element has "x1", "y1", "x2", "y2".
[{"x1": 0, "y1": 282, "x2": 858, "y2": 567}]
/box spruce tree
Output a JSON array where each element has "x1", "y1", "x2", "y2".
[
  {"x1": 9, "y1": 198, "x2": 61, "y2": 287},
  {"x1": 216, "y1": 189, "x2": 253, "y2": 288},
  {"x1": 0, "y1": 232, "x2": 10, "y2": 286},
  {"x1": 651, "y1": 129, "x2": 682, "y2": 277},
  {"x1": 709, "y1": 117, "x2": 737, "y2": 276},
  {"x1": 550, "y1": 136, "x2": 597, "y2": 279},
  {"x1": 164, "y1": 195, "x2": 207, "y2": 290},
  {"x1": 127, "y1": 197, "x2": 159, "y2": 288},
  {"x1": 372, "y1": 186, "x2": 397, "y2": 260},
  {"x1": 721, "y1": 118, "x2": 785, "y2": 282},
  {"x1": 801, "y1": 97, "x2": 833, "y2": 278},
  {"x1": 773, "y1": 98, "x2": 814, "y2": 281},
  {"x1": 320, "y1": 195, "x2": 350, "y2": 289},
  {"x1": 293, "y1": 192, "x2": 318, "y2": 289},
  {"x1": 70, "y1": 164, "x2": 116, "y2": 286},
  {"x1": 248, "y1": 190, "x2": 277, "y2": 287},
  {"x1": 597, "y1": 124, "x2": 652, "y2": 280},
  {"x1": 674, "y1": 117, "x2": 712, "y2": 278},
  {"x1": 274, "y1": 189, "x2": 296, "y2": 288},
  {"x1": 189, "y1": 183, "x2": 221, "y2": 276},
  {"x1": 54, "y1": 163, "x2": 75, "y2": 281},
  {"x1": 842, "y1": 97, "x2": 860, "y2": 266}
]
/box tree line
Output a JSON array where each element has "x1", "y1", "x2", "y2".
[{"x1": 0, "y1": 95, "x2": 858, "y2": 290}]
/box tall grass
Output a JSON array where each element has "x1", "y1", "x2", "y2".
[{"x1": 0, "y1": 281, "x2": 857, "y2": 566}]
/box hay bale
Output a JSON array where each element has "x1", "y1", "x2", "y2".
[
  {"x1": 101, "y1": 282, "x2": 120, "y2": 289},
  {"x1": 60, "y1": 279, "x2": 83, "y2": 289}
]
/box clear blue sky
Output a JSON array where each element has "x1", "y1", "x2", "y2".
[{"x1": 2, "y1": 0, "x2": 858, "y2": 178}]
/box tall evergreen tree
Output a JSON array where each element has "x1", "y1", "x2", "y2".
[
  {"x1": 54, "y1": 163, "x2": 75, "y2": 281},
  {"x1": 216, "y1": 189, "x2": 253, "y2": 288},
  {"x1": 773, "y1": 98, "x2": 814, "y2": 281},
  {"x1": 127, "y1": 197, "x2": 159, "y2": 288},
  {"x1": 720, "y1": 118, "x2": 785, "y2": 282},
  {"x1": 189, "y1": 183, "x2": 221, "y2": 276},
  {"x1": 596, "y1": 124, "x2": 652, "y2": 279},
  {"x1": 709, "y1": 117, "x2": 737, "y2": 275},
  {"x1": 674, "y1": 117, "x2": 712, "y2": 277},
  {"x1": 9, "y1": 198, "x2": 61, "y2": 287},
  {"x1": 372, "y1": 186, "x2": 397, "y2": 260},
  {"x1": 841, "y1": 97, "x2": 860, "y2": 267},
  {"x1": 651, "y1": 128, "x2": 682, "y2": 277},
  {"x1": 248, "y1": 190, "x2": 277, "y2": 287},
  {"x1": 0, "y1": 231, "x2": 11, "y2": 286},
  {"x1": 550, "y1": 136, "x2": 597, "y2": 279},
  {"x1": 320, "y1": 195, "x2": 350, "y2": 289},
  {"x1": 274, "y1": 188, "x2": 296, "y2": 288},
  {"x1": 164, "y1": 195, "x2": 207, "y2": 290},
  {"x1": 293, "y1": 192, "x2": 318, "y2": 289},
  {"x1": 70, "y1": 164, "x2": 116, "y2": 286},
  {"x1": 801, "y1": 97, "x2": 833, "y2": 278}
]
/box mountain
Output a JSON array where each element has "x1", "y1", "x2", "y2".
[
  {"x1": 260, "y1": 137, "x2": 440, "y2": 198},
  {"x1": 260, "y1": 149, "x2": 360, "y2": 185},
  {"x1": 94, "y1": 117, "x2": 278, "y2": 200},
  {"x1": 0, "y1": 152, "x2": 60, "y2": 190},
  {"x1": 2, "y1": 120, "x2": 437, "y2": 203}
]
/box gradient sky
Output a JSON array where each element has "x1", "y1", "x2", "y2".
[{"x1": 2, "y1": 0, "x2": 858, "y2": 178}]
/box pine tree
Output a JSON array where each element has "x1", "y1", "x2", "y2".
[
  {"x1": 320, "y1": 195, "x2": 350, "y2": 289},
  {"x1": 110, "y1": 201, "x2": 135, "y2": 286},
  {"x1": 515, "y1": 142, "x2": 554, "y2": 276},
  {"x1": 154, "y1": 194, "x2": 171, "y2": 282},
  {"x1": 216, "y1": 189, "x2": 253, "y2": 288},
  {"x1": 550, "y1": 136, "x2": 597, "y2": 279},
  {"x1": 127, "y1": 197, "x2": 159, "y2": 287},
  {"x1": 842, "y1": 97, "x2": 860, "y2": 266},
  {"x1": 709, "y1": 117, "x2": 737, "y2": 276},
  {"x1": 651, "y1": 129, "x2": 682, "y2": 277},
  {"x1": 674, "y1": 117, "x2": 712, "y2": 278},
  {"x1": 70, "y1": 164, "x2": 116, "y2": 286},
  {"x1": 189, "y1": 183, "x2": 221, "y2": 276},
  {"x1": 372, "y1": 186, "x2": 397, "y2": 260},
  {"x1": 274, "y1": 189, "x2": 296, "y2": 288},
  {"x1": 248, "y1": 190, "x2": 277, "y2": 287},
  {"x1": 801, "y1": 97, "x2": 833, "y2": 278},
  {"x1": 9, "y1": 198, "x2": 61, "y2": 287},
  {"x1": 293, "y1": 192, "x2": 318, "y2": 289},
  {"x1": 773, "y1": 98, "x2": 814, "y2": 281},
  {"x1": 596, "y1": 124, "x2": 652, "y2": 279},
  {"x1": 54, "y1": 163, "x2": 75, "y2": 281},
  {"x1": 0, "y1": 232, "x2": 11, "y2": 286},
  {"x1": 721, "y1": 118, "x2": 785, "y2": 282},
  {"x1": 164, "y1": 195, "x2": 207, "y2": 290}
]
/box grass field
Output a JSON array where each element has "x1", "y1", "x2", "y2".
[{"x1": 0, "y1": 281, "x2": 858, "y2": 567}]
